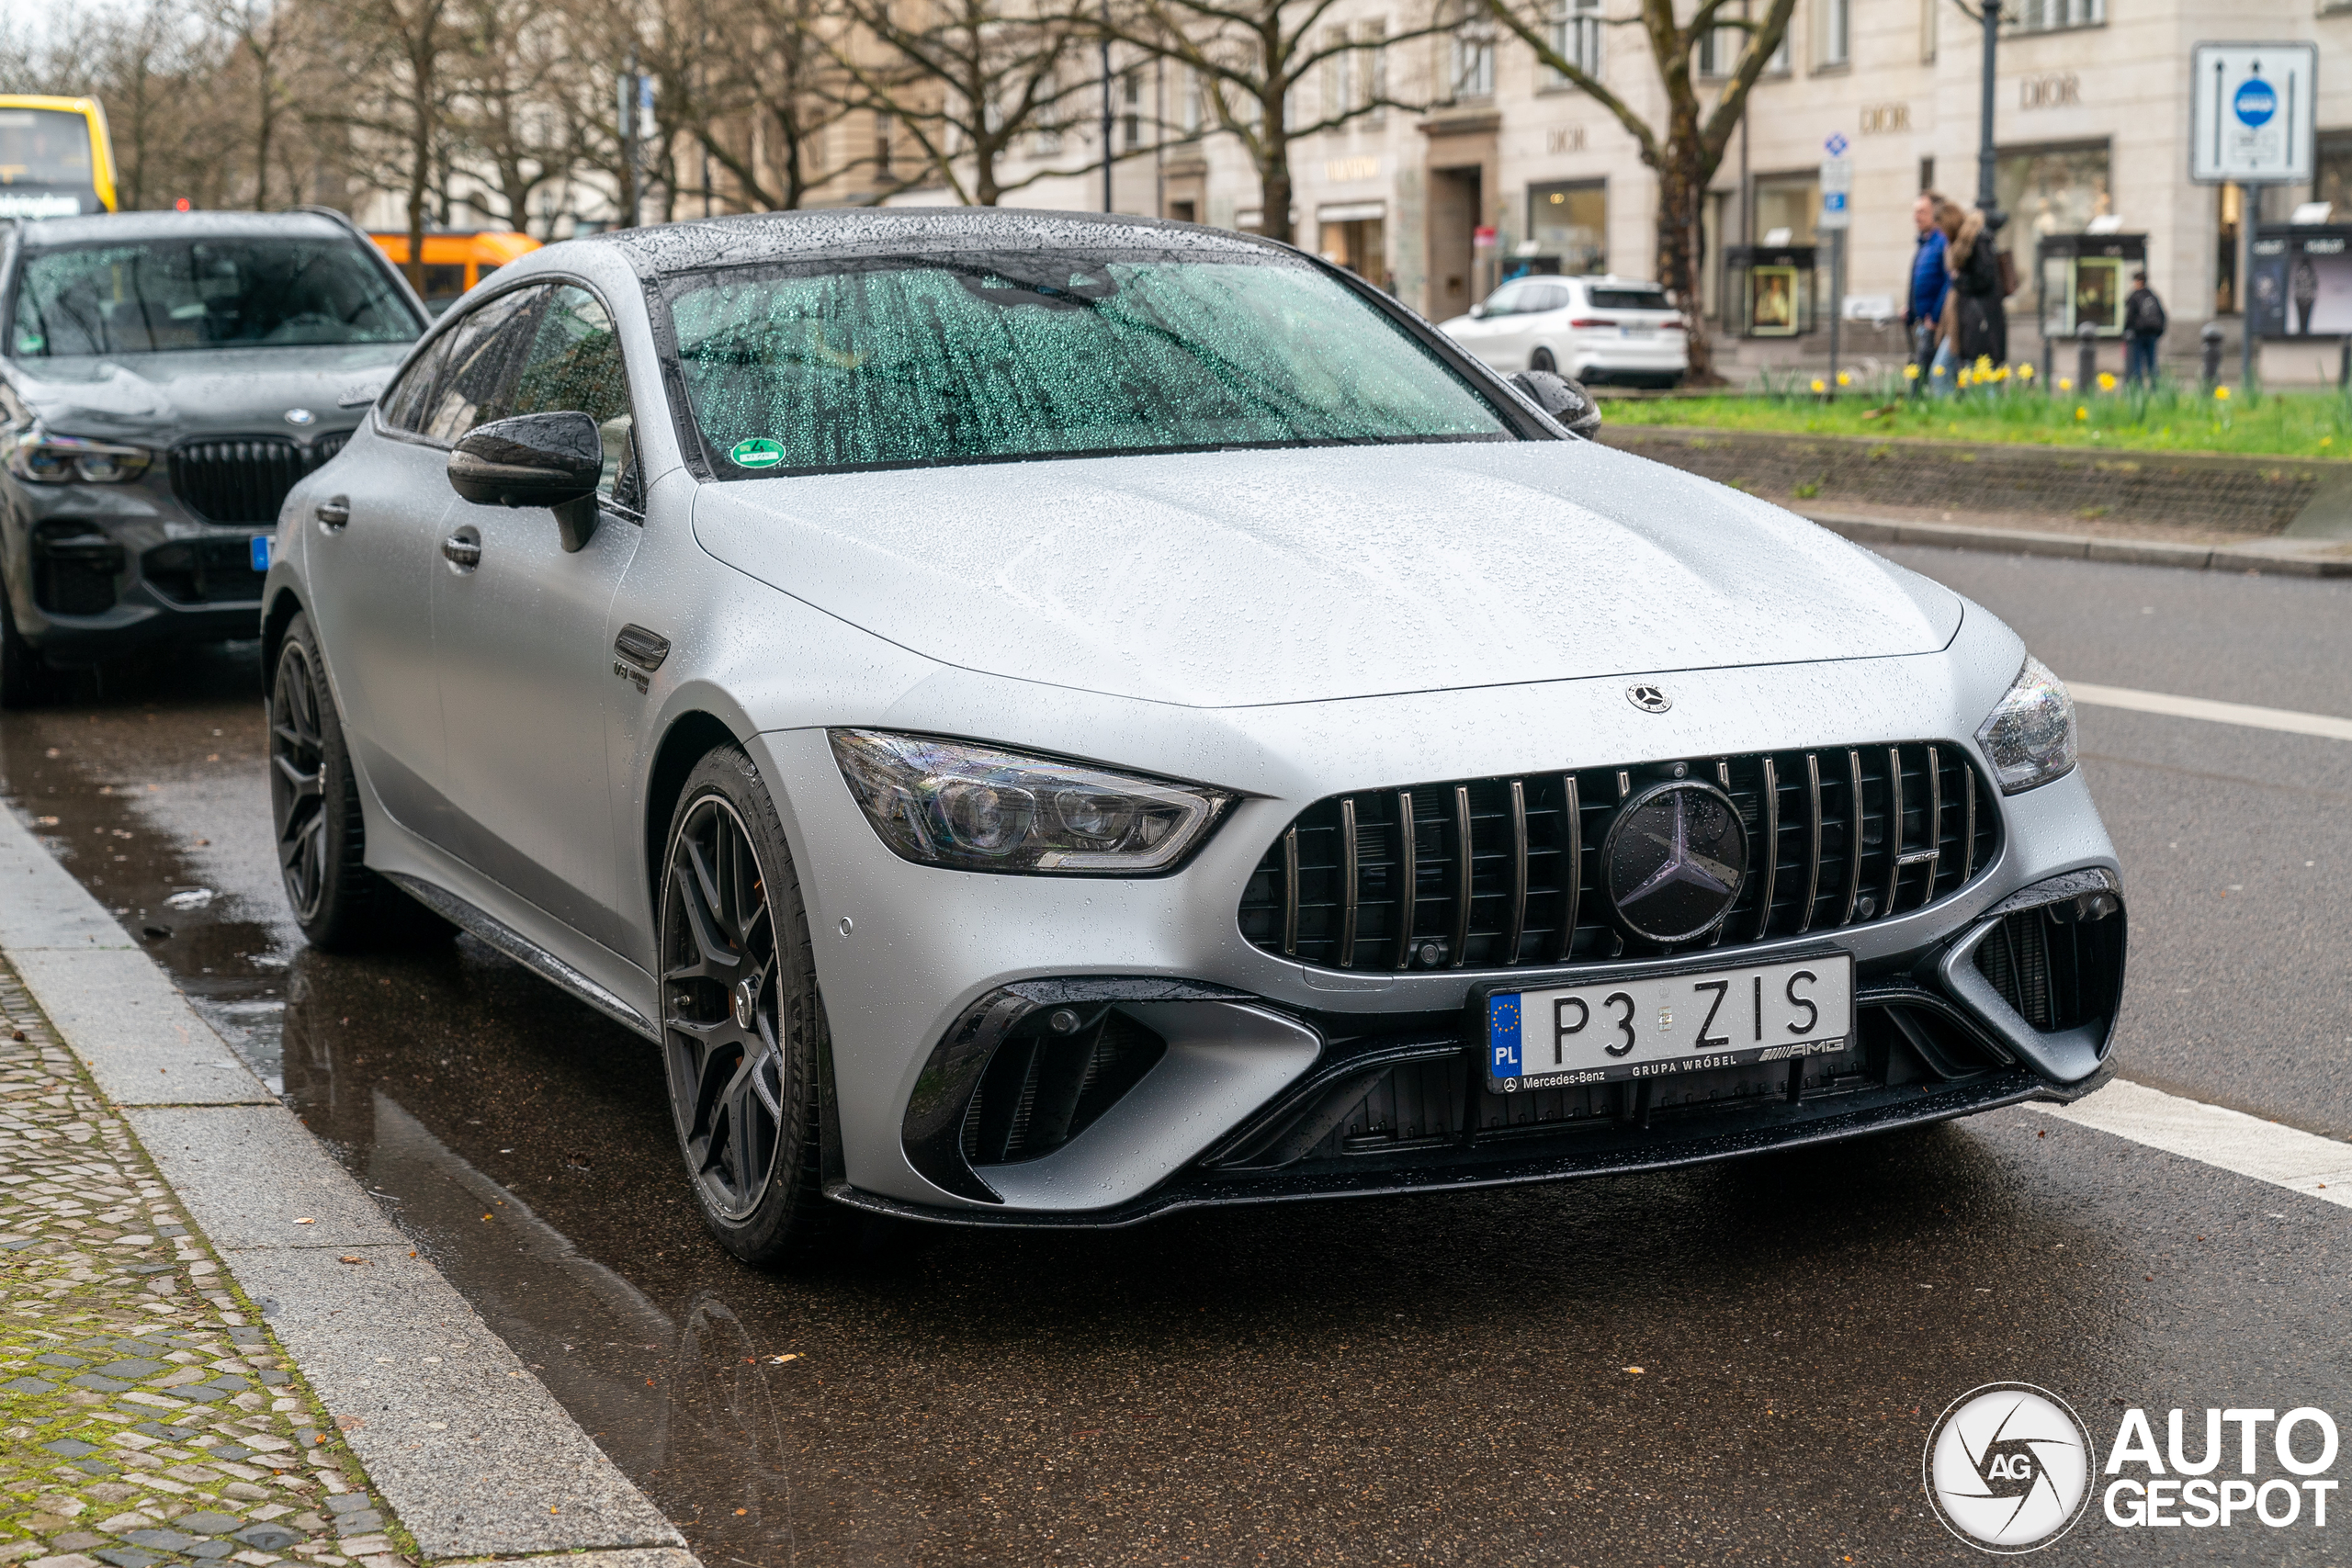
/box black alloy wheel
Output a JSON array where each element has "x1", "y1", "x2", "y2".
[
  {"x1": 270, "y1": 637, "x2": 333, "y2": 926},
  {"x1": 267, "y1": 612, "x2": 443, "y2": 952},
  {"x1": 659, "y1": 748, "x2": 842, "y2": 1262}
]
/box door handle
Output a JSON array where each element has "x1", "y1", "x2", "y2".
[
  {"x1": 314, "y1": 495, "x2": 350, "y2": 531},
  {"x1": 441, "y1": 535, "x2": 481, "y2": 569}
]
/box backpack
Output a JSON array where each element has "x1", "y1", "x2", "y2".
[{"x1": 2128, "y1": 289, "x2": 2167, "y2": 337}]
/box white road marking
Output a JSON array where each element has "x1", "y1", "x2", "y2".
[
  {"x1": 2068, "y1": 682, "x2": 2352, "y2": 743},
  {"x1": 2027, "y1": 1078, "x2": 2352, "y2": 1211}
]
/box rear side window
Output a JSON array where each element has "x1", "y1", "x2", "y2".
[
  {"x1": 1588, "y1": 287, "x2": 1669, "y2": 310},
  {"x1": 378, "y1": 333, "x2": 454, "y2": 434}
]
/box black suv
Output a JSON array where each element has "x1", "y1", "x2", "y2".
[{"x1": 0, "y1": 208, "x2": 425, "y2": 704}]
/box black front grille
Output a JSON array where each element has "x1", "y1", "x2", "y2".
[
  {"x1": 1238, "y1": 743, "x2": 2000, "y2": 972},
  {"x1": 141, "y1": 538, "x2": 265, "y2": 605},
  {"x1": 168, "y1": 432, "x2": 347, "y2": 525},
  {"x1": 960, "y1": 1010, "x2": 1166, "y2": 1166}
]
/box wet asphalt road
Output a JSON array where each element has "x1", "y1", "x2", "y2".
[{"x1": 2, "y1": 548, "x2": 2349, "y2": 1566}]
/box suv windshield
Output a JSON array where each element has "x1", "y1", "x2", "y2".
[
  {"x1": 11, "y1": 237, "x2": 423, "y2": 356},
  {"x1": 663, "y1": 247, "x2": 1514, "y2": 476}
]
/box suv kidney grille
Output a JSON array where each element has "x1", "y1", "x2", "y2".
[
  {"x1": 1237, "y1": 744, "x2": 1999, "y2": 972},
  {"x1": 169, "y1": 434, "x2": 347, "y2": 525}
]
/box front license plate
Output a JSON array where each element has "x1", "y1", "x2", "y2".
[
  {"x1": 1484, "y1": 953, "x2": 1853, "y2": 1092},
  {"x1": 250, "y1": 535, "x2": 274, "y2": 571}
]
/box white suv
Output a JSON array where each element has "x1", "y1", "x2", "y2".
[{"x1": 1439, "y1": 275, "x2": 1687, "y2": 389}]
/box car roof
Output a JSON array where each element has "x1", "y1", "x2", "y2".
[
  {"x1": 572, "y1": 208, "x2": 1285, "y2": 276},
  {"x1": 15, "y1": 209, "x2": 361, "y2": 249}
]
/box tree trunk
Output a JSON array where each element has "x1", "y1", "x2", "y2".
[
  {"x1": 405, "y1": 78, "x2": 431, "y2": 290},
  {"x1": 1652, "y1": 152, "x2": 1720, "y2": 386},
  {"x1": 1255, "y1": 107, "x2": 1292, "y2": 243}
]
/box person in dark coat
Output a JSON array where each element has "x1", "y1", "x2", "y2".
[
  {"x1": 2123, "y1": 270, "x2": 2166, "y2": 385},
  {"x1": 1947, "y1": 207, "x2": 2007, "y2": 374}
]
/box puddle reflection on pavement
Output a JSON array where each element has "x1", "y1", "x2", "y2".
[{"x1": 6, "y1": 646, "x2": 2348, "y2": 1565}]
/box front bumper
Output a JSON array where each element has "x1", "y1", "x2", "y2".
[{"x1": 743, "y1": 628, "x2": 2124, "y2": 1228}]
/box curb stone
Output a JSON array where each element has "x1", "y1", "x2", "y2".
[
  {"x1": 0, "y1": 808, "x2": 693, "y2": 1564},
  {"x1": 1804, "y1": 509, "x2": 2352, "y2": 578}
]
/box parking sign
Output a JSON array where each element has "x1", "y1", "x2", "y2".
[{"x1": 2191, "y1": 42, "x2": 2315, "y2": 184}]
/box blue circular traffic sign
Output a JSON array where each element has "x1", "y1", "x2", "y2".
[{"x1": 2235, "y1": 76, "x2": 2278, "y2": 128}]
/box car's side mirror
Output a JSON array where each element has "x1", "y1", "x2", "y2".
[
  {"x1": 1467, "y1": 302, "x2": 1487, "y2": 319},
  {"x1": 447, "y1": 411, "x2": 603, "y2": 552},
  {"x1": 1510, "y1": 368, "x2": 1602, "y2": 439}
]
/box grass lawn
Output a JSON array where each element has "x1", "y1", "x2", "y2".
[{"x1": 1603, "y1": 378, "x2": 2352, "y2": 459}]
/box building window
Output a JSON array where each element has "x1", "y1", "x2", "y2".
[
  {"x1": 2007, "y1": 0, "x2": 2103, "y2": 32},
  {"x1": 1699, "y1": 17, "x2": 1790, "y2": 79},
  {"x1": 1123, "y1": 70, "x2": 1143, "y2": 150},
  {"x1": 1920, "y1": 0, "x2": 1937, "y2": 62},
  {"x1": 1528, "y1": 180, "x2": 1607, "y2": 274},
  {"x1": 875, "y1": 111, "x2": 892, "y2": 178},
  {"x1": 1362, "y1": 20, "x2": 1388, "y2": 122},
  {"x1": 1547, "y1": 0, "x2": 1602, "y2": 80},
  {"x1": 2315, "y1": 132, "x2": 2352, "y2": 221},
  {"x1": 1817, "y1": 0, "x2": 1849, "y2": 68},
  {"x1": 1180, "y1": 67, "x2": 1205, "y2": 136},
  {"x1": 1449, "y1": 6, "x2": 1495, "y2": 102},
  {"x1": 1996, "y1": 141, "x2": 2112, "y2": 324}
]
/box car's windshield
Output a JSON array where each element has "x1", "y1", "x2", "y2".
[
  {"x1": 662, "y1": 246, "x2": 1515, "y2": 476},
  {"x1": 10, "y1": 237, "x2": 424, "y2": 356}
]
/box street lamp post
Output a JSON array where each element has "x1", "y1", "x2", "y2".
[{"x1": 1973, "y1": 0, "x2": 2002, "y2": 229}]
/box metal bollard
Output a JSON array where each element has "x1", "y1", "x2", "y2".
[
  {"x1": 2076, "y1": 321, "x2": 2098, "y2": 393},
  {"x1": 2200, "y1": 321, "x2": 2225, "y2": 387}
]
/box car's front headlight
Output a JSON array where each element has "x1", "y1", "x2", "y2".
[
  {"x1": 4, "y1": 425, "x2": 153, "y2": 484},
  {"x1": 830, "y1": 730, "x2": 1233, "y2": 874},
  {"x1": 1975, "y1": 655, "x2": 2076, "y2": 794}
]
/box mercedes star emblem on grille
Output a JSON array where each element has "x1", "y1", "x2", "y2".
[
  {"x1": 1626, "y1": 682, "x2": 1671, "y2": 713},
  {"x1": 1602, "y1": 781, "x2": 1747, "y2": 942},
  {"x1": 283, "y1": 407, "x2": 316, "y2": 426}
]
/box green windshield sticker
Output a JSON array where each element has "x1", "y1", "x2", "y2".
[{"x1": 729, "y1": 436, "x2": 786, "y2": 468}]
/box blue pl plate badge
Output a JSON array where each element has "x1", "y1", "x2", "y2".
[
  {"x1": 1488, "y1": 993, "x2": 1522, "y2": 1082},
  {"x1": 250, "y1": 535, "x2": 273, "y2": 571}
]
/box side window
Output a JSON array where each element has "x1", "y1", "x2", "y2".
[
  {"x1": 506, "y1": 285, "x2": 639, "y2": 509},
  {"x1": 421, "y1": 286, "x2": 546, "y2": 445},
  {"x1": 377, "y1": 333, "x2": 454, "y2": 434}
]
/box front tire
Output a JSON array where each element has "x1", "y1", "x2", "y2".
[
  {"x1": 658, "y1": 746, "x2": 846, "y2": 1265},
  {"x1": 0, "y1": 574, "x2": 45, "y2": 710},
  {"x1": 268, "y1": 612, "x2": 443, "y2": 952}
]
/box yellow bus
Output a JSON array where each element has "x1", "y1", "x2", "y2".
[
  {"x1": 0, "y1": 96, "x2": 116, "y2": 218},
  {"x1": 368, "y1": 230, "x2": 541, "y2": 312}
]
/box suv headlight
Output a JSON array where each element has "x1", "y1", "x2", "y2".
[
  {"x1": 4, "y1": 425, "x2": 153, "y2": 484},
  {"x1": 831, "y1": 730, "x2": 1233, "y2": 874},
  {"x1": 1975, "y1": 655, "x2": 2076, "y2": 794}
]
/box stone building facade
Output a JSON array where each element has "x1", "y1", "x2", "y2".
[{"x1": 967, "y1": 0, "x2": 2352, "y2": 378}]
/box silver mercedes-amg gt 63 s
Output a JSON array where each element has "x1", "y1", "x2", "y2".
[{"x1": 263, "y1": 210, "x2": 2123, "y2": 1262}]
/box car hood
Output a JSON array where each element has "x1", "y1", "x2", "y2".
[
  {"x1": 692, "y1": 440, "x2": 1962, "y2": 708},
  {"x1": 9, "y1": 344, "x2": 413, "y2": 444}
]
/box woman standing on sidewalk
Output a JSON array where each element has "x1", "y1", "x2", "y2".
[
  {"x1": 1947, "y1": 204, "x2": 2007, "y2": 379},
  {"x1": 1929, "y1": 199, "x2": 1964, "y2": 393}
]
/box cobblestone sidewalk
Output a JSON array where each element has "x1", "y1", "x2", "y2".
[{"x1": 0, "y1": 959, "x2": 414, "y2": 1568}]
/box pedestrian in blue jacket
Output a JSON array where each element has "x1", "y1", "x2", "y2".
[{"x1": 1906, "y1": 192, "x2": 1950, "y2": 390}]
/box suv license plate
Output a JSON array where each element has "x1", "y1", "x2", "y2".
[
  {"x1": 1484, "y1": 953, "x2": 1853, "y2": 1092},
  {"x1": 250, "y1": 535, "x2": 274, "y2": 571}
]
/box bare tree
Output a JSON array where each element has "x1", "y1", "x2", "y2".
[
  {"x1": 829, "y1": 0, "x2": 1091, "y2": 208},
  {"x1": 210, "y1": 0, "x2": 311, "y2": 209},
  {"x1": 668, "y1": 0, "x2": 869, "y2": 212},
  {"x1": 445, "y1": 0, "x2": 573, "y2": 231},
  {"x1": 1102, "y1": 0, "x2": 1436, "y2": 243},
  {"x1": 341, "y1": 0, "x2": 455, "y2": 284},
  {"x1": 1480, "y1": 0, "x2": 1795, "y2": 382}
]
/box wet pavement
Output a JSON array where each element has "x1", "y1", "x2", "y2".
[{"x1": 5, "y1": 552, "x2": 2351, "y2": 1564}]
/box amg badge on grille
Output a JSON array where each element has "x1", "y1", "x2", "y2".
[{"x1": 1602, "y1": 780, "x2": 1747, "y2": 942}]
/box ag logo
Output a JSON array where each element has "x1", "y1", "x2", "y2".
[{"x1": 1924, "y1": 1383, "x2": 2096, "y2": 1553}]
